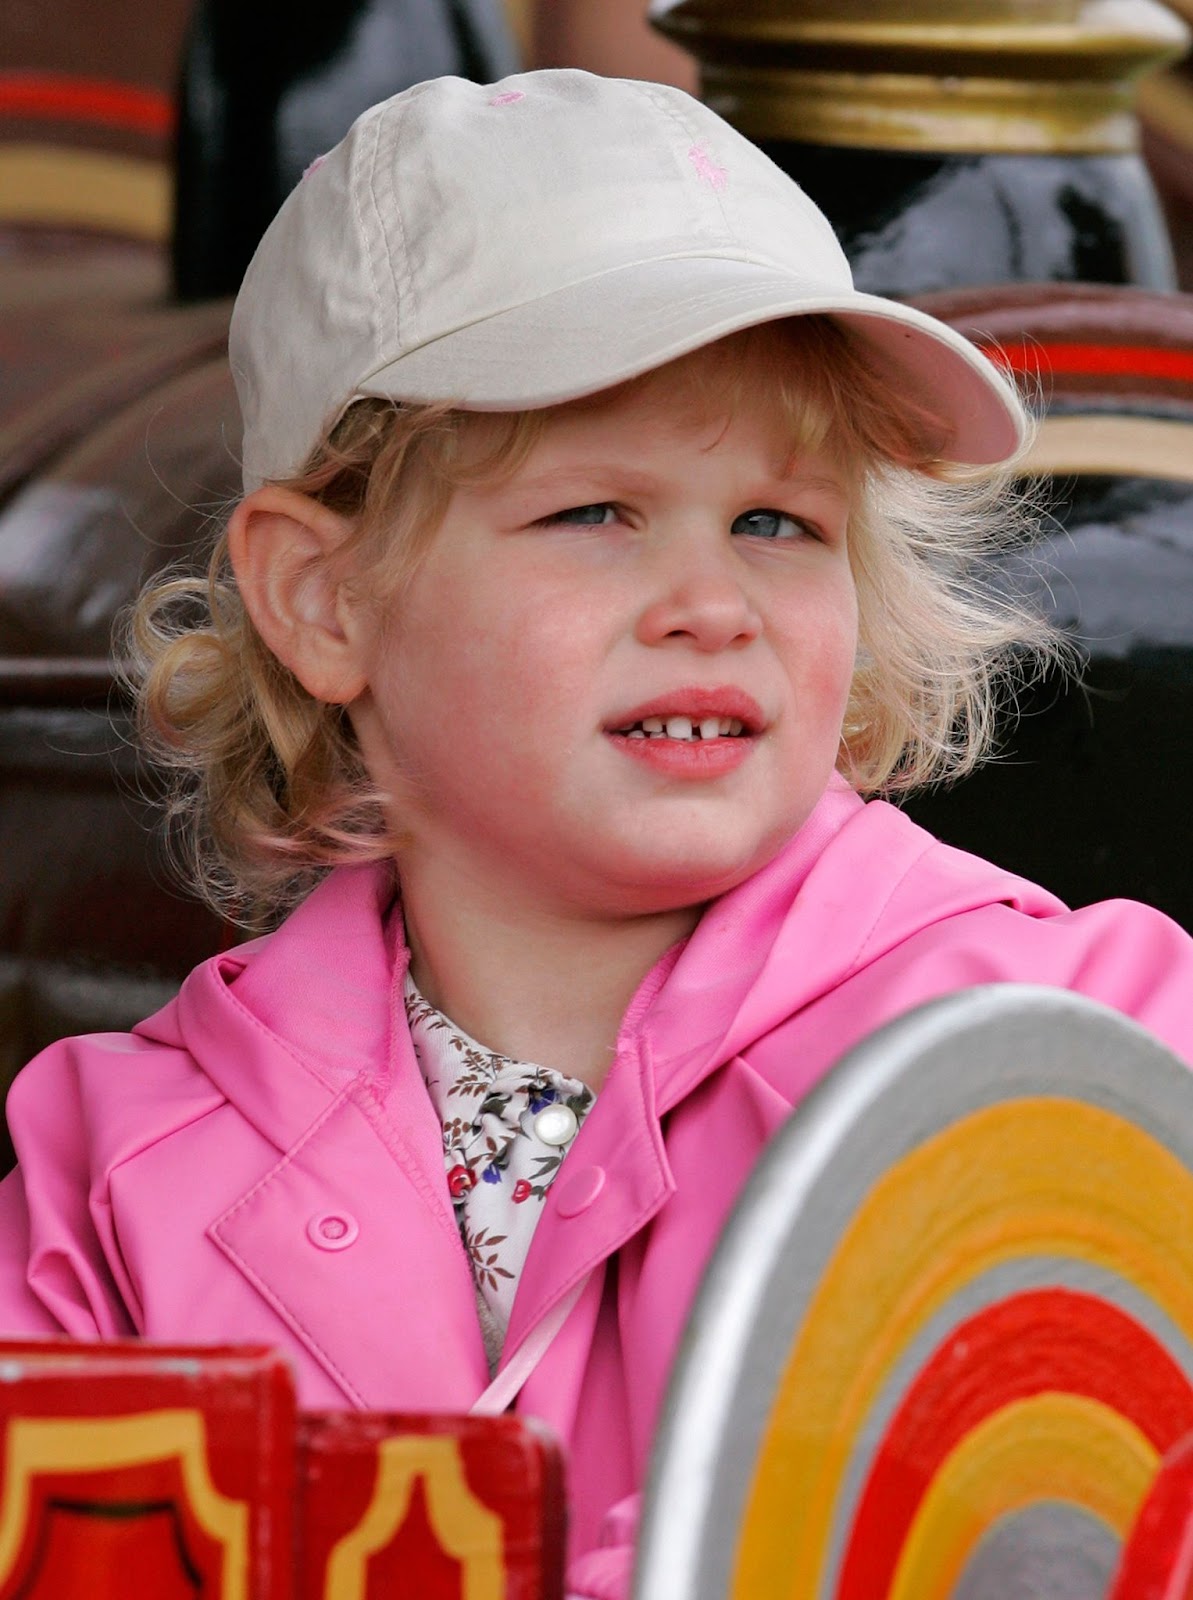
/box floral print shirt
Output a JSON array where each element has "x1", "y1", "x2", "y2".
[{"x1": 403, "y1": 973, "x2": 596, "y2": 1374}]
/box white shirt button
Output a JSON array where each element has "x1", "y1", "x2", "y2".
[{"x1": 533, "y1": 1103, "x2": 579, "y2": 1147}]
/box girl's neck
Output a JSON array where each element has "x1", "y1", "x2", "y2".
[{"x1": 398, "y1": 868, "x2": 701, "y2": 1093}]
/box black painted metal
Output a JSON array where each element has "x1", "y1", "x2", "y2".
[
  {"x1": 907, "y1": 470, "x2": 1193, "y2": 927},
  {"x1": 172, "y1": 0, "x2": 519, "y2": 301},
  {"x1": 759, "y1": 142, "x2": 1178, "y2": 295}
]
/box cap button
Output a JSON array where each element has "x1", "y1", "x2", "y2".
[{"x1": 533, "y1": 1104, "x2": 579, "y2": 1147}]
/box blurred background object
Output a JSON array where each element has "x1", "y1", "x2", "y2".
[
  {"x1": 173, "y1": 0, "x2": 518, "y2": 299},
  {"x1": 905, "y1": 283, "x2": 1193, "y2": 926},
  {"x1": 1138, "y1": 0, "x2": 1193, "y2": 289},
  {"x1": 530, "y1": 0, "x2": 696, "y2": 94},
  {"x1": 650, "y1": 0, "x2": 1189, "y2": 294},
  {"x1": 0, "y1": 0, "x2": 186, "y2": 242}
]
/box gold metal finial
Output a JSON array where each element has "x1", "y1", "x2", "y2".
[{"x1": 649, "y1": 0, "x2": 1190, "y2": 154}]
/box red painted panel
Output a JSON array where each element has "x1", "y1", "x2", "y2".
[
  {"x1": 1110, "y1": 1432, "x2": 1193, "y2": 1600},
  {"x1": 14, "y1": 1497, "x2": 208, "y2": 1599},
  {"x1": 297, "y1": 1411, "x2": 566, "y2": 1600},
  {"x1": 0, "y1": 1345, "x2": 566, "y2": 1597},
  {"x1": 0, "y1": 1340, "x2": 296, "y2": 1600}
]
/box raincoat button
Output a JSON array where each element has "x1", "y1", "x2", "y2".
[
  {"x1": 554, "y1": 1165, "x2": 606, "y2": 1218},
  {"x1": 307, "y1": 1211, "x2": 359, "y2": 1250}
]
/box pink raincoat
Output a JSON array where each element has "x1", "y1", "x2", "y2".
[{"x1": 2, "y1": 777, "x2": 1192, "y2": 1597}]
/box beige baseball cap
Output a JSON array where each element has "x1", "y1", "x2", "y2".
[{"x1": 230, "y1": 69, "x2": 1027, "y2": 492}]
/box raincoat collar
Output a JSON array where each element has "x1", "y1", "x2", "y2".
[{"x1": 141, "y1": 780, "x2": 872, "y2": 1149}]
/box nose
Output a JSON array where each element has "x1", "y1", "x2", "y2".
[{"x1": 634, "y1": 539, "x2": 763, "y2": 654}]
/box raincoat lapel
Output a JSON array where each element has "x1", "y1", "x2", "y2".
[
  {"x1": 209, "y1": 1074, "x2": 489, "y2": 1409},
  {"x1": 155, "y1": 865, "x2": 490, "y2": 1407}
]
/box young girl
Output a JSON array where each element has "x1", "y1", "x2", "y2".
[{"x1": 3, "y1": 70, "x2": 1193, "y2": 1599}]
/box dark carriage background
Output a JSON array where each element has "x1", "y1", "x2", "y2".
[{"x1": 2, "y1": 0, "x2": 1193, "y2": 1168}]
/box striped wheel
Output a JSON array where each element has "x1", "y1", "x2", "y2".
[{"x1": 635, "y1": 985, "x2": 1193, "y2": 1600}]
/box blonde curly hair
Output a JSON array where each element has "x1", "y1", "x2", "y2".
[{"x1": 125, "y1": 317, "x2": 1066, "y2": 927}]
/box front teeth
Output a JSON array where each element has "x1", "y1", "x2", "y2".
[{"x1": 625, "y1": 716, "x2": 745, "y2": 740}]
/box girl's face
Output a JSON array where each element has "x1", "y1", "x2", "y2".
[{"x1": 348, "y1": 348, "x2": 859, "y2": 920}]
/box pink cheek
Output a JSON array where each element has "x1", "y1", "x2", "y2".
[{"x1": 798, "y1": 636, "x2": 859, "y2": 733}]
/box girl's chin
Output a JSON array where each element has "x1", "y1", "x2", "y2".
[{"x1": 588, "y1": 833, "x2": 796, "y2": 915}]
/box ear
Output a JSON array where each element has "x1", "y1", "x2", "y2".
[{"x1": 227, "y1": 486, "x2": 369, "y2": 705}]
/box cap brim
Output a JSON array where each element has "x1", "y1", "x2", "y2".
[{"x1": 357, "y1": 255, "x2": 1026, "y2": 466}]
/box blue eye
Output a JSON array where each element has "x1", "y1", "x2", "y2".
[
  {"x1": 540, "y1": 503, "x2": 617, "y2": 526},
  {"x1": 731, "y1": 508, "x2": 810, "y2": 541}
]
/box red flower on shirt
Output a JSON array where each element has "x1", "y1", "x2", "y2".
[
  {"x1": 448, "y1": 1164, "x2": 477, "y2": 1198},
  {"x1": 511, "y1": 1179, "x2": 532, "y2": 1203}
]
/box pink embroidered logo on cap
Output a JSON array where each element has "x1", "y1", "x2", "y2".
[
  {"x1": 302, "y1": 153, "x2": 327, "y2": 180},
  {"x1": 490, "y1": 90, "x2": 525, "y2": 106},
  {"x1": 688, "y1": 144, "x2": 728, "y2": 191}
]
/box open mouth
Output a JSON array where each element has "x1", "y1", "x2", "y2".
[
  {"x1": 613, "y1": 716, "x2": 747, "y2": 741},
  {"x1": 605, "y1": 690, "x2": 765, "y2": 754}
]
